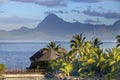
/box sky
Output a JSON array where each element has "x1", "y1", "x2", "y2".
[{"x1": 0, "y1": 0, "x2": 120, "y2": 31}]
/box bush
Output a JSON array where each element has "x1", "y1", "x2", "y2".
[{"x1": 0, "y1": 64, "x2": 5, "y2": 75}]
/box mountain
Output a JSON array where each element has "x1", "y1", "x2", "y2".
[
  {"x1": 36, "y1": 14, "x2": 103, "y2": 36},
  {"x1": 0, "y1": 14, "x2": 120, "y2": 41}
]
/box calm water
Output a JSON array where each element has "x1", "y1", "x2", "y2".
[
  {"x1": 0, "y1": 42, "x2": 70, "y2": 69},
  {"x1": 0, "y1": 41, "x2": 116, "y2": 69}
]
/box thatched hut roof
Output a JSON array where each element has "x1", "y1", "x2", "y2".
[{"x1": 30, "y1": 48, "x2": 68, "y2": 62}]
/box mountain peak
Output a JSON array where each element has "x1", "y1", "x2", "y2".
[
  {"x1": 46, "y1": 13, "x2": 58, "y2": 18},
  {"x1": 42, "y1": 13, "x2": 64, "y2": 23}
]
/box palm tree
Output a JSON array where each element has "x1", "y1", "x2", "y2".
[
  {"x1": 92, "y1": 38, "x2": 103, "y2": 48},
  {"x1": 70, "y1": 34, "x2": 86, "y2": 59},
  {"x1": 46, "y1": 41, "x2": 61, "y2": 51},
  {"x1": 102, "y1": 48, "x2": 120, "y2": 80},
  {"x1": 70, "y1": 34, "x2": 86, "y2": 50},
  {"x1": 78, "y1": 41, "x2": 103, "y2": 77},
  {"x1": 59, "y1": 54, "x2": 73, "y2": 77},
  {"x1": 116, "y1": 35, "x2": 120, "y2": 47},
  {"x1": 49, "y1": 52, "x2": 73, "y2": 77}
]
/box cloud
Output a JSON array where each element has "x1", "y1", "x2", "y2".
[
  {"x1": 44, "y1": 10, "x2": 68, "y2": 14},
  {"x1": 84, "y1": 18, "x2": 101, "y2": 23},
  {"x1": 71, "y1": 10, "x2": 80, "y2": 13},
  {"x1": 70, "y1": 0, "x2": 120, "y2": 3},
  {"x1": 0, "y1": 11, "x2": 5, "y2": 13},
  {"x1": 114, "y1": 0, "x2": 120, "y2": 1},
  {"x1": 0, "y1": 0, "x2": 10, "y2": 2},
  {"x1": 70, "y1": 0, "x2": 103, "y2": 3},
  {"x1": 11, "y1": 0, "x2": 67, "y2": 7},
  {"x1": 0, "y1": 16, "x2": 40, "y2": 30},
  {"x1": 73, "y1": 19, "x2": 79, "y2": 22},
  {"x1": 82, "y1": 9, "x2": 120, "y2": 19},
  {"x1": 0, "y1": 16, "x2": 39, "y2": 24}
]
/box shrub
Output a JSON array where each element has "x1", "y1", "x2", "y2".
[{"x1": 0, "y1": 64, "x2": 5, "y2": 75}]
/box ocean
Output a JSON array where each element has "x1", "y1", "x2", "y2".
[{"x1": 0, "y1": 41, "x2": 116, "y2": 69}]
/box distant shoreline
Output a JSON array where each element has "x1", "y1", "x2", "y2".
[{"x1": 0, "y1": 40, "x2": 117, "y2": 43}]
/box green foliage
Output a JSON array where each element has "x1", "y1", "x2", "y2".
[
  {"x1": 70, "y1": 33, "x2": 85, "y2": 50},
  {"x1": 0, "y1": 64, "x2": 5, "y2": 75},
  {"x1": 103, "y1": 47, "x2": 120, "y2": 79},
  {"x1": 116, "y1": 35, "x2": 120, "y2": 47},
  {"x1": 92, "y1": 38, "x2": 103, "y2": 48},
  {"x1": 49, "y1": 53, "x2": 73, "y2": 77},
  {"x1": 29, "y1": 34, "x2": 120, "y2": 79},
  {"x1": 46, "y1": 41, "x2": 61, "y2": 50},
  {"x1": 48, "y1": 34, "x2": 120, "y2": 79},
  {"x1": 78, "y1": 41, "x2": 104, "y2": 77}
]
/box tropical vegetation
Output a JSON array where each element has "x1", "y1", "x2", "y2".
[
  {"x1": 116, "y1": 35, "x2": 120, "y2": 47},
  {"x1": 48, "y1": 34, "x2": 120, "y2": 80},
  {"x1": 0, "y1": 64, "x2": 5, "y2": 77},
  {"x1": 29, "y1": 34, "x2": 120, "y2": 80}
]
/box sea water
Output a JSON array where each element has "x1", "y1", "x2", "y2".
[
  {"x1": 0, "y1": 41, "x2": 116, "y2": 69},
  {"x1": 0, "y1": 42, "x2": 70, "y2": 69}
]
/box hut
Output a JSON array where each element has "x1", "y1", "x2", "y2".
[{"x1": 29, "y1": 47, "x2": 68, "y2": 70}]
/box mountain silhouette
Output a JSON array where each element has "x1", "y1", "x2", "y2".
[
  {"x1": 36, "y1": 14, "x2": 101, "y2": 36},
  {"x1": 0, "y1": 14, "x2": 120, "y2": 41}
]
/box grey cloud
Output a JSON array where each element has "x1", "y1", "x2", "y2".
[
  {"x1": 44, "y1": 10, "x2": 68, "y2": 14},
  {"x1": 0, "y1": 11, "x2": 4, "y2": 13},
  {"x1": 0, "y1": 0, "x2": 10, "y2": 2},
  {"x1": 70, "y1": 0, "x2": 102, "y2": 3},
  {"x1": 98, "y1": 6, "x2": 104, "y2": 9},
  {"x1": 82, "y1": 9, "x2": 120, "y2": 19},
  {"x1": 0, "y1": 16, "x2": 39, "y2": 24},
  {"x1": 114, "y1": 0, "x2": 120, "y2": 1},
  {"x1": 71, "y1": 10, "x2": 80, "y2": 13},
  {"x1": 11, "y1": 0, "x2": 67, "y2": 7},
  {"x1": 0, "y1": 16, "x2": 40, "y2": 30},
  {"x1": 73, "y1": 19, "x2": 79, "y2": 22},
  {"x1": 70, "y1": 0, "x2": 120, "y2": 3},
  {"x1": 84, "y1": 18, "x2": 101, "y2": 23},
  {"x1": 97, "y1": 6, "x2": 111, "y2": 12}
]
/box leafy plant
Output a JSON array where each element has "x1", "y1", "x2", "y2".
[
  {"x1": 0, "y1": 64, "x2": 5, "y2": 75},
  {"x1": 47, "y1": 41, "x2": 61, "y2": 51},
  {"x1": 116, "y1": 35, "x2": 120, "y2": 47}
]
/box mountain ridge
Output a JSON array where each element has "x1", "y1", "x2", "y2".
[{"x1": 0, "y1": 14, "x2": 120, "y2": 41}]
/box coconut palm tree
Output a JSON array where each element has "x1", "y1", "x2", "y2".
[
  {"x1": 102, "y1": 47, "x2": 120, "y2": 80},
  {"x1": 116, "y1": 35, "x2": 120, "y2": 47},
  {"x1": 46, "y1": 41, "x2": 61, "y2": 51},
  {"x1": 92, "y1": 38, "x2": 103, "y2": 48},
  {"x1": 69, "y1": 34, "x2": 86, "y2": 59},
  {"x1": 70, "y1": 34, "x2": 86, "y2": 50},
  {"x1": 78, "y1": 42, "x2": 101, "y2": 77}
]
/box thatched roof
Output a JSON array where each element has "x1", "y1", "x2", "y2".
[{"x1": 30, "y1": 48, "x2": 68, "y2": 62}]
